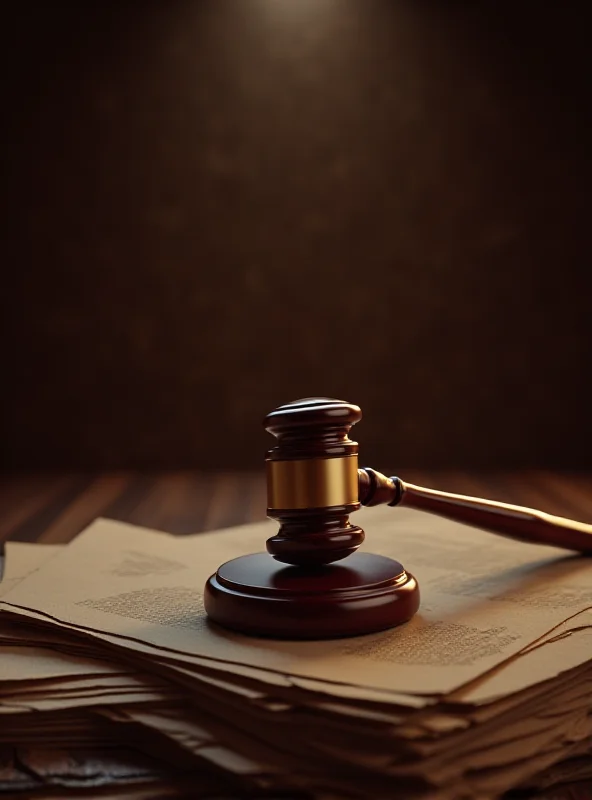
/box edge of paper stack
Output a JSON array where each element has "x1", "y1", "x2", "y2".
[{"x1": 1, "y1": 504, "x2": 591, "y2": 799}]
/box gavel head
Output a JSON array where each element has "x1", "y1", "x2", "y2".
[{"x1": 264, "y1": 398, "x2": 365, "y2": 566}]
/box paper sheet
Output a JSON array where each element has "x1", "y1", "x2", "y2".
[
  {"x1": 3, "y1": 509, "x2": 591, "y2": 696},
  {"x1": 455, "y1": 626, "x2": 592, "y2": 704},
  {"x1": 0, "y1": 644, "x2": 127, "y2": 682},
  {"x1": 2, "y1": 516, "x2": 591, "y2": 800},
  {"x1": 0, "y1": 543, "x2": 62, "y2": 598}
]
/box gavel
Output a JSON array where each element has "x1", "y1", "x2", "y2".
[
  {"x1": 265, "y1": 397, "x2": 592, "y2": 564},
  {"x1": 204, "y1": 398, "x2": 592, "y2": 640}
]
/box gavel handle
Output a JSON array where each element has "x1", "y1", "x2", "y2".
[{"x1": 358, "y1": 468, "x2": 592, "y2": 553}]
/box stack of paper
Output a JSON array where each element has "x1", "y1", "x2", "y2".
[{"x1": 1, "y1": 506, "x2": 591, "y2": 799}]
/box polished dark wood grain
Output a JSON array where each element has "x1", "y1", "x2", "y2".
[
  {"x1": 265, "y1": 398, "x2": 364, "y2": 566},
  {"x1": 0, "y1": 472, "x2": 268, "y2": 545},
  {"x1": 1, "y1": 471, "x2": 591, "y2": 547},
  {"x1": 264, "y1": 398, "x2": 362, "y2": 460},
  {"x1": 205, "y1": 552, "x2": 419, "y2": 639}
]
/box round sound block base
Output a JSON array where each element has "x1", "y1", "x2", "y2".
[{"x1": 204, "y1": 552, "x2": 419, "y2": 640}]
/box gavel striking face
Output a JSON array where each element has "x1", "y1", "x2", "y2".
[{"x1": 204, "y1": 397, "x2": 592, "y2": 640}]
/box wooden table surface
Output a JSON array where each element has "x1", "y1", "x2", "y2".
[
  {"x1": 1, "y1": 470, "x2": 591, "y2": 800},
  {"x1": 2, "y1": 470, "x2": 592, "y2": 546}
]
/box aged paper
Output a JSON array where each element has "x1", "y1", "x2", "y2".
[
  {"x1": 3, "y1": 509, "x2": 591, "y2": 696},
  {"x1": 0, "y1": 644, "x2": 126, "y2": 682},
  {"x1": 0, "y1": 543, "x2": 127, "y2": 684},
  {"x1": 0, "y1": 543, "x2": 62, "y2": 598},
  {"x1": 455, "y1": 624, "x2": 592, "y2": 704}
]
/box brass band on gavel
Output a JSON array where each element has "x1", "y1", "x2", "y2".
[{"x1": 266, "y1": 455, "x2": 359, "y2": 510}]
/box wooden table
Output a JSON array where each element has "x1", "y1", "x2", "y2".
[
  {"x1": 1, "y1": 471, "x2": 591, "y2": 800},
  {"x1": 2, "y1": 470, "x2": 592, "y2": 545}
]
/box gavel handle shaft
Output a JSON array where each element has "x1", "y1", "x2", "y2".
[{"x1": 358, "y1": 468, "x2": 592, "y2": 553}]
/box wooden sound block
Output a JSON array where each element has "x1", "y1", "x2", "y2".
[{"x1": 204, "y1": 552, "x2": 419, "y2": 640}]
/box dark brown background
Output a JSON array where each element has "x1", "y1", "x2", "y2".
[{"x1": 2, "y1": 1, "x2": 590, "y2": 471}]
